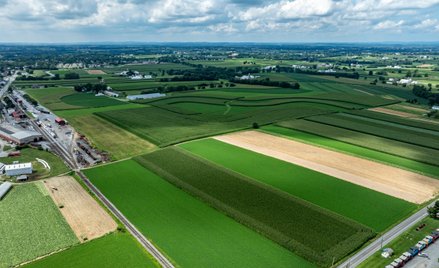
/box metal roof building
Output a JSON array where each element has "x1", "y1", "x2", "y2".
[
  {"x1": 5, "y1": 163, "x2": 33, "y2": 176},
  {"x1": 0, "y1": 126, "x2": 42, "y2": 145},
  {"x1": 0, "y1": 182, "x2": 12, "y2": 200},
  {"x1": 126, "y1": 93, "x2": 165, "y2": 101}
]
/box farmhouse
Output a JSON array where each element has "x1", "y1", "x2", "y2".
[
  {"x1": 5, "y1": 163, "x2": 32, "y2": 176},
  {"x1": 55, "y1": 118, "x2": 66, "y2": 126},
  {"x1": 127, "y1": 93, "x2": 166, "y2": 101},
  {"x1": 0, "y1": 182, "x2": 12, "y2": 200},
  {"x1": 0, "y1": 126, "x2": 43, "y2": 145}
]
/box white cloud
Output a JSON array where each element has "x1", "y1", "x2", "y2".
[
  {"x1": 373, "y1": 19, "x2": 404, "y2": 30},
  {"x1": 413, "y1": 19, "x2": 439, "y2": 29}
]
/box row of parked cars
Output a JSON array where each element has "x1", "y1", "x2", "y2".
[{"x1": 385, "y1": 229, "x2": 439, "y2": 268}]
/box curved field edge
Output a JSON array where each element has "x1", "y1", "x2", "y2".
[
  {"x1": 260, "y1": 125, "x2": 439, "y2": 179},
  {"x1": 136, "y1": 148, "x2": 375, "y2": 267},
  {"x1": 84, "y1": 160, "x2": 314, "y2": 268},
  {"x1": 23, "y1": 232, "x2": 159, "y2": 268}
]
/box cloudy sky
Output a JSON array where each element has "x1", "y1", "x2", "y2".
[{"x1": 0, "y1": 0, "x2": 438, "y2": 43}]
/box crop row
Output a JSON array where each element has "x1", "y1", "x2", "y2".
[
  {"x1": 345, "y1": 109, "x2": 439, "y2": 132},
  {"x1": 135, "y1": 147, "x2": 375, "y2": 267},
  {"x1": 277, "y1": 119, "x2": 439, "y2": 166},
  {"x1": 306, "y1": 113, "x2": 439, "y2": 150}
]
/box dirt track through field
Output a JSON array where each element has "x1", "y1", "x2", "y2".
[
  {"x1": 44, "y1": 176, "x2": 117, "y2": 242},
  {"x1": 215, "y1": 131, "x2": 439, "y2": 204},
  {"x1": 369, "y1": 107, "x2": 415, "y2": 118}
]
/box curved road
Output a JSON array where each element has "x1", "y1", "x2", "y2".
[{"x1": 338, "y1": 204, "x2": 432, "y2": 268}]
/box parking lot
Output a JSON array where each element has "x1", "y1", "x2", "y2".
[{"x1": 406, "y1": 242, "x2": 439, "y2": 268}]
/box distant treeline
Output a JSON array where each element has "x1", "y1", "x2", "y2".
[
  {"x1": 230, "y1": 78, "x2": 300, "y2": 89},
  {"x1": 412, "y1": 85, "x2": 439, "y2": 105}
]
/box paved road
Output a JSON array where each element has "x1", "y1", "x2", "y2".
[{"x1": 338, "y1": 204, "x2": 434, "y2": 268}]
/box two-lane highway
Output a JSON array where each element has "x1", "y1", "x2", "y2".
[{"x1": 338, "y1": 204, "x2": 433, "y2": 268}]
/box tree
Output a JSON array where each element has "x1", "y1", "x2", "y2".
[
  {"x1": 368, "y1": 70, "x2": 373, "y2": 76},
  {"x1": 427, "y1": 200, "x2": 439, "y2": 219},
  {"x1": 252, "y1": 122, "x2": 259, "y2": 129}
]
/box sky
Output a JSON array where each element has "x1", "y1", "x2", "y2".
[{"x1": 0, "y1": 0, "x2": 439, "y2": 43}]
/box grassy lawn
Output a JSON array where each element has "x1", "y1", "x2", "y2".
[
  {"x1": 66, "y1": 115, "x2": 156, "y2": 160},
  {"x1": 0, "y1": 148, "x2": 69, "y2": 180},
  {"x1": 261, "y1": 125, "x2": 439, "y2": 178},
  {"x1": 0, "y1": 183, "x2": 78, "y2": 268},
  {"x1": 25, "y1": 232, "x2": 158, "y2": 268},
  {"x1": 60, "y1": 93, "x2": 125, "y2": 108},
  {"x1": 179, "y1": 139, "x2": 417, "y2": 232},
  {"x1": 84, "y1": 160, "x2": 313, "y2": 268},
  {"x1": 359, "y1": 217, "x2": 439, "y2": 268}
]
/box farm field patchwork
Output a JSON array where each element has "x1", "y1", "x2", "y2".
[
  {"x1": 95, "y1": 101, "x2": 351, "y2": 146},
  {"x1": 0, "y1": 183, "x2": 78, "y2": 268},
  {"x1": 179, "y1": 139, "x2": 417, "y2": 232},
  {"x1": 137, "y1": 148, "x2": 375, "y2": 267},
  {"x1": 25, "y1": 232, "x2": 159, "y2": 268},
  {"x1": 261, "y1": 125, "x2": 439, "y2": 178},
  {"x1": 214, "y1": 131, "x2": 439, "y2": 204},
  {"x1": 277, "y1": 119, "x2": 439, "y2": 166},
  {"x1": 84, "y1": 160, "x2": 313, "y2": 268}
]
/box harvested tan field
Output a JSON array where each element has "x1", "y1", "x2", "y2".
[
  {"x1": 394, "y1": 104, "x2": 428, "y2": 113},
  {"x1": 369, "y1": 107, "x2": 415, "y2": 118},
  {"x1": 215, "y1": 131, "x2": 439, "y2": 204},
  {"x1": 44, "y1": 176, "x2": 117, "y2": 242},
  {"x1": 87, "y1": 70, "x2": 106, "y2": 75}
]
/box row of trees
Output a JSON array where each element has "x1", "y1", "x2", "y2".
[
  {"x1": 73, "y1": 83, "x2": 107, "y2": 93},
  {"x1": 230, "y1": 78, "x2": 300, "y2": 89}
]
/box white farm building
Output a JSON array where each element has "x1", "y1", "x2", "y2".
[
  {"x1": 0, "y1": 182, "x2": 12, "y2": 200},
  {"x1": 5, "y1": 163, "x2": 33, "y2": 176}
]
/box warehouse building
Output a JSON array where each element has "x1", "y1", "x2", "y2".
[
  {"x1": 0, "y1": 182, "x2": 12, "y2": 200},
  {"x1": 126, "y1": 93, "x2": 165, "y2": 101},
  {"x1": 0, "y1": 126, "x2": 43, "y2": 145},
  {"x1": 4, "y1": 163, "x2": 33, "y2": 176}
]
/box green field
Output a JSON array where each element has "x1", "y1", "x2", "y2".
[
  {"x1": 346, "y1": 109, "x2": 439, "y2": 132},
  {"x1": 261, "y1": 125, "x2": 439, "y2": 178},
  {"x1": 277, "y1": 119, "x2": 439, "y2": 166},
  {"x1": 96, "y1": 101, "x2": 350, "y2": 146},
  {"x1": 26, "y1": 87, "x2": 80, "y2": 110},
  {"x1": 137, "y1": 148, "x2": 375, "y2": 267},
  {"x1": 60, "y1": 93, "x2": 125, "y2": 108},
  {"x1": 65, "y1": 114, "x2": 156, "y2": 160},
  {"x1": 306, "y1": 113, "x2": 439, "y2": 150},
  {"x1": 0, "y1": 183, "x2": 78, "y2": 268},
  {"x1": 179, "y1": 139, "x2": 417, "y2": 232},
  {"x1": 85, "y1": 160, "x2": 314, "y2": 268},
  {"x1": 0, "y1": 148, "x2": 69, "y2": 179},
  {"x1": 25, "y1": 233, "x2": 158, "y2": 268}
]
